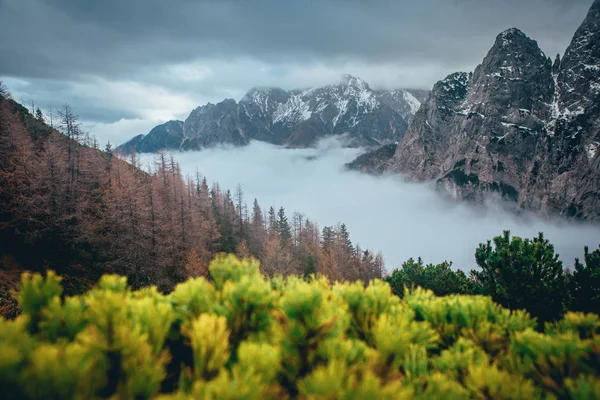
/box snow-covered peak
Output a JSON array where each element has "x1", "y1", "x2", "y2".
[
  {"x1": 242, "y1": 87, "x2": 271, "y2": 111},
  {"x1": 242, "y1": 87, "x2": 284, "y2": 104},
  {"x1": 339, "y1": 74, "x2": 370, "y2": 90},
  {"x1": 475, "y1": 27, "x2": 551, "y2": 89},
  {"x1": 491, "y1": 28, "x2": 547, "y2": 60},
  {"x1": 554, "y1": 0, "x2": 600, "y2": 116},
  {"x1": 498, "y1": 28, "x2": 527, "y2": 47}
]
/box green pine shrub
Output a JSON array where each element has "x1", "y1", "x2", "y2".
[{"x1": 1, "y1": 254, "x2": 599, "y2": 399}]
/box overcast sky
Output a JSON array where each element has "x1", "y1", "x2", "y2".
[{"x1": 0, "y1": 0, "x2": 594, "y2": 145}]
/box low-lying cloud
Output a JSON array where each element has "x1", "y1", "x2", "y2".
[{"x1": 140, "y1": 138, "x2": 600, "y2": 273}]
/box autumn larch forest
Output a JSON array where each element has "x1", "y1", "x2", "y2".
[{"x1": 0, "y1": 85, "x2": 385, "y2": 316}]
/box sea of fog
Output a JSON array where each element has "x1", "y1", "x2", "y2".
[{"x1": 139, "y1": 137, "x2": 600, "y2": 273}]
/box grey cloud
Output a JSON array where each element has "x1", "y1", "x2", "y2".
[
  {"x1": 3, "y1": 77, "x2": 140, "y2": 123},
  {"x1": 0, "y1": 0, "x2": 594, "y2": 137},
  {"x1": 0, "y1": 0, "x2": 593, "y2": 81}
]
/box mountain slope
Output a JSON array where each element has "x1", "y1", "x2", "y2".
[
  {"x1": 350, "y1": 0, "x2": 600, "y2": 219},
  {"x1": 117, "y1": 75, "x2": 428, "y2": 153},
  {"x1": 119, "y1": 120, "x2": 184, "y2": 154}
]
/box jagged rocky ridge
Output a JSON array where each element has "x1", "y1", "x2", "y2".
[
  {"x1": 350, "y1": 0, "x2": 600, "y2": 220},
  {"x1": 117, "y1": 75, "x2": 428, "y2": 152}
]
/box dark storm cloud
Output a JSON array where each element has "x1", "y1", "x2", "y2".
[
  {"x1": 0, "y1": 0, "x2": 593, "y2": 81},
  {"x1": 0, "y1": 0, "x2": 595, "y2": 140}
]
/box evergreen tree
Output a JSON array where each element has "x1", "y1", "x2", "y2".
[
  {"x1": 386, "y1": 258, "x2": 472, "y2": 298},
  {"x1": 234, "y1": 184, "x2": 246, "y2": 237},
  {"x1": 267, "y1": 206, "x2": 277, "y2": 235},
  {"x1": 568, "y1": 245, "x2": 600, "y2": 314},
  {"x1": 211, "y1": 189, "x2": 237, "y2": 254},
  {"x1": 251, "y1": 199, "x2": 264, "y2": 227},
  {"x1": 339, "y1": 223, "x2": 354, "y2": 255},
  {"x1": 321, "y1": 226, "x2": 335, "y2": 251},
  {"x1": 276, "y1": 207, "x2": 292, "y2": 246},
  {"x1": 35, "y1": 107, "x2": 44, "y2": 121},
  {"x1": 471, "y1": 231, "x2": 568, "y2": 327},
  {"x1": 303, "y1": 255, "x2": 317, "y2": 279},
  {"x1": 248, "y1": 198, "x2": 266, "y2": 257}
]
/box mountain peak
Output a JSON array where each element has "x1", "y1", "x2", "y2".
[
  {"x1": 119, "y1": 76, "x2": 427, "y2": 152},
  {"x1": 555, "y1": 0, "x2": 600, "y2": 118},
  {"x1": 498, "y1": 28, "x2": 527, "y2": 44},
  {"x1": 491, "y1": 28, "x2": 545, "y2": 57},
  {"x1": 242, "y1": 86, "x2": 282, "y2": 101},
  {"x1": 474, "y1": 27, "x2": 549, "y2": 83},
  {"x1": 553, "y1": 53, "x2": 561, "y2": 74},
  {"x1": 339, "y1": 74, "x2": 369, "y2": 89}
]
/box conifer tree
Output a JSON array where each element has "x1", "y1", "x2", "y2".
[
  {"x1": 35, "y1": 107, "x2": 44, "y2": 121},
  {"x1": 234, "y1": 184, "x2": 247, "y2": 237},
  {"x1": 267, "y1": 206, "x2": 277, "y2": 235},
  {"x1": 471, "y1": 231, "x2": 568, "y2": 326},
  {"x1": 568, "y1": 245, "x2": 600, "y2": 314},
  {"x1": 249, "y1": 198, "x2": 266, "y2": 257},
  {"x1": 276, "y1": 207, "x2": 292, "y2": 246}
]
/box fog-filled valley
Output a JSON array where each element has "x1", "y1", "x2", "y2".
[{"x1": 140, "y1": 138, "x2": 600, "y2": 272}]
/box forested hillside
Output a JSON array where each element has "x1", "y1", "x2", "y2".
[{"x1": 0, "y1": 84, "x2": 383, "y2": 316}]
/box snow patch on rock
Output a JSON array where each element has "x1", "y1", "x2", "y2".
[
  {"x1": 402, "y1": 90, "x2": 422, "y2": 115},
  {"x1": 586, "y1": 142, "x2": 599, "y2": 160},
  {"x1": 273, "y1": 94, "x2": 312, "y2": 124}
]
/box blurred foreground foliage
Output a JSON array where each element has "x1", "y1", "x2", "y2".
[{"x1": 1, "y1": 255, "x2": 599, "y2": 399}]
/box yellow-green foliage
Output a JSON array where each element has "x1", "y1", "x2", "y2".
[{"x1": 1, "y1": 254, "x2": 599, "y2": 399}]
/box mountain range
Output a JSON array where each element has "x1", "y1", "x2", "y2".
[
  {"x1": 349, "y1": 0, "x2": 600, "y2": 220},
  {"x1": 117, "y1": 76, "x2": 428, "y2": 153}
]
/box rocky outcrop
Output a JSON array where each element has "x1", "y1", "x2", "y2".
[
  {"x1": 353, "y1": 0, "x2": 600, "y2": 219},
  {"x1": 345, "y1": 143, "x2": 397, "y2": 174},
  {"x1": 118, "y1": 75, "x2": 428, "y2": 153},
  {"x1": 389, "y1": 28, "x2": 555, "y2": 205},
  {"x1": 542, "y1": 0, "x2": 600, "y2": 218}
]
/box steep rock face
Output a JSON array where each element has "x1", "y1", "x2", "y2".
[
  {"x1": 546, "y1": 0, "x2": 600, "y2": 217},
  {"x1": 357, "y1": 0, "x2": 600, "y2": 219},
  {"x1": 181, "y1": 99, "x2": 249, "y2": 149},
  {"x1": 118, "y1": 75, "x2": 428, "y2": 152},
  {"x1": 390, "y1": 28, "x2": 554, "y2": 203}
]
